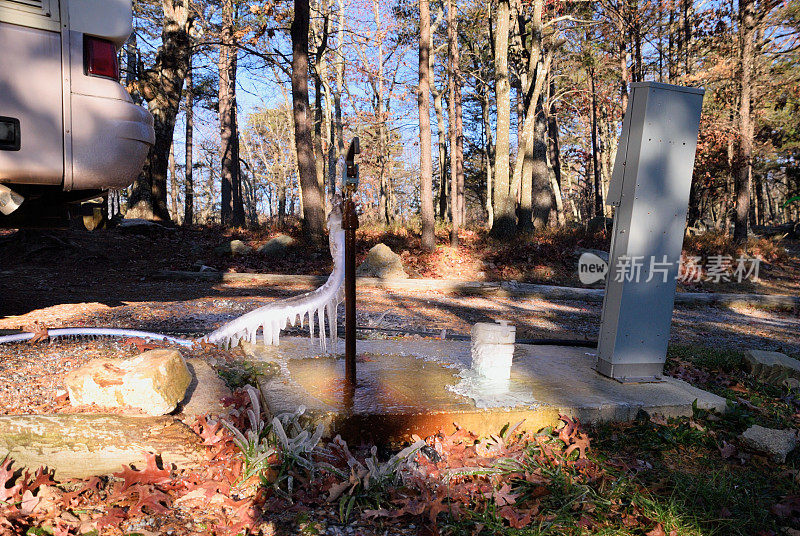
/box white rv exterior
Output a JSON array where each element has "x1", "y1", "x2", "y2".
[{"x1": 0, "y1": 0, "x2": 153, "y2": 226}]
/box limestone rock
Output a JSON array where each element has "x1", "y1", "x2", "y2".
[
  {"x1": 739, "y1": 425, "x2": 798, "y2": 463},
  {"x1": 177, "y1": 359, "x2": 233, "y2": 418},
  {"x1": 65, "y1": 349, "x2": 192, "y2": 416},
  {"x1": 744, "y1": 349, "x2": 800, "y2": 384},
  {"x1": 0, "y1": 414, "x2": 204, "y2": 480},
  {"x1": 357, "y1": 243, "x2": 408, "y2": 279},
  {"x1": 257, "y1": 234, "x2": 296, "y2": 256},
  {"x1": 214, "y1": 239, "x2": 253, "y2": 256}
]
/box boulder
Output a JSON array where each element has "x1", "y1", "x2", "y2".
[
  {"x1": 574, "y1": 247, "x2": 609, "y2": 263},
  {"x1": 65, "y1": 349, "x2": 192, "y2": 416},
  {"x1": 744, "y1": 349, "x2": 800, "y2": 384},
  {"x1": 257, "y1": 234, "x2": 296, "y2": 256},
  {"x1": 739, "y1": 425, "x2": 798, "y2": 463},
  {"x1": 177, "y1": 359, "x2": 233, "y2": 418},
  {"x1": 214, "y1": 239, "x2": 253, "y2": 256},
  {"x1": 357, "y1": 243, "x2": 408, "y2": 279},
  {"x1": 117, "y1": 218, "x2": 173, "y2": 234}
]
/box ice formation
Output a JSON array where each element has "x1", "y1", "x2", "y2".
[
  {"x1": 0, "y1": 202, "x2": 346, "y2": 352},
  {"x1": 201, "y1": 202, "x2": 345, "y2": 351}
]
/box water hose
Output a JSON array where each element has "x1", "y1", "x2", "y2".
[{"x1": 0, "y1": 327, "x2": 194, "y2": 347}]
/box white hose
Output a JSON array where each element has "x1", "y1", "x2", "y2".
[{"x1": 0, "y1": 327, "x2": 194, "y2": 347}]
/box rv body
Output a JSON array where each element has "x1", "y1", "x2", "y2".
[{"x1": 0, "y1": 0, "x2": 153, "y2": 227}]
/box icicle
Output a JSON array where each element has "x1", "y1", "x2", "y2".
[
  {"x1": 201, "y1": 200, "x2": 345, "y2": 351},
  {"x1": 317, "y1": 307, "x2": 327, "y2": 351},
  {"x1": 327, "y1": 301, "x2": 337, "y2": 342}
]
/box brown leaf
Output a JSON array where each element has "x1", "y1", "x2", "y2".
[
  {"x1": 492, "y1": 483, "x2": 518, "y2": 506},
  {"x1": 24, "y1": 322, "x2": 49, "y2": 343},
  {"x1": 112, "y1": 452, "x2": 171, "y2": 490},
  {"x1": 20, "y1": 489, "x2": 39, "y2": 515},
  {"x1": 498, "y1": 506, "x2": 532, "y2": 529},
  {"x1": 646, "y1": 524, "x2": 667, "y2": 536},
  {"x1": 0, "y1": 458, "x2": 22, "y2": 501}
]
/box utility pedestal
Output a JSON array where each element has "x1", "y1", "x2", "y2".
[{"x1": 596, "y1": 82, "x2": 704, "y2": 382}]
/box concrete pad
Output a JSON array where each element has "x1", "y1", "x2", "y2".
[{"x1": 247, "y1": 338, "x2": 726, "y2": 444}]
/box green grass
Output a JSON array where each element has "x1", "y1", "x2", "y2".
[{"x1": 667, "y1": 344, "x2": 746, "y2": 372}]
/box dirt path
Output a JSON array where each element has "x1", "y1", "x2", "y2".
[{"x1": 2, "y1": 279, "x2": 797, "y2": 356}]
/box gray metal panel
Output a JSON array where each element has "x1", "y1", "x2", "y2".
[{"x1": 597, "y1": 82, "x2": 704, "y2": 381}]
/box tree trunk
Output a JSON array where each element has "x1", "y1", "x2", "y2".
[
  {"x1": 418, "y1": 0, "x2": 435, "y2": 252},
  {"x1": 432, "y1": 55, "x2": 448, "y2": 221},
  {"x1": 334, "y1": 0, "x2": 346, "y2": 189},
  {"x1": 169, "y1": 142, "x2": 178, "y2": 221},
  {"x1": 734, "y1": 0, "x2": 755, "y2": 242},
  {"x1": 292, "y1": 0, "x2": 326, "y2": 242},
  {"x1": 491, "y1": 0, "x2": 514, "y2": 238},
  {"x1": 530, "y1": 97, "x2": 551, "y2": 228},
  {"x1": 129, "y1": 0, "x2": 192, "y2": 222},
  {"x1": 219, "y1": 0, "x2": 244, "y2": 227},
  {"x1": 184, "y1": 58, "x2": 194, "y2": 226},
  {"x1": 480, "y1": 86, "x2": 495, "y2": 229},
  {"x1": 447, "y1": 0, "x2": 463, "y2": 245},
  {"x1": 590, "y1": 64, "x2": 603, "y2": 219}
]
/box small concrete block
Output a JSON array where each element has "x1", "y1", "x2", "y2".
[
  {"x1": 745, "y1": 350, "x2": 800, "y2": 383},
  {"x1": 739, "y1": 425, "x2": 798, "y2": 463},
  {"x1": 471, "y1": 322, "x2": 516, "y2": 381}
]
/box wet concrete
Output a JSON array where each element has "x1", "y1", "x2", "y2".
[{"x1": 247, "y1": 337, "x2": 727, "y2": 444}]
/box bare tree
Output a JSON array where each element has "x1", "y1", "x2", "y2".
[
  {"x1": 129, "y1": 0, "x2": 193, "y2": 222},
  {"x1": 734, "y1": 0, "x2": 755, "y2": 241},
  {"x1": 219, "y1": 0, "x2": 245, "y2": 226},
  {"x1": 419, "y1": 0, "x2": 435, "y2": 251},
  {"x1": 491, "y1": 0, "x2": 515, "y2": 238},
  {"x1": 184, "y1": 57, "x2": 194, "y2": 226},
  {"x1": 292, "y1": 0, "x2": 326, "y2": 241}
]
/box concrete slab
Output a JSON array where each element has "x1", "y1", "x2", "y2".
[{"x1": 246, "y1": 337, "x2": 726, "y2": 444}]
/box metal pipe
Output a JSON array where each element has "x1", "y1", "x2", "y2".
[
  {"x1": 343, "y1": 195, "x2": 358, "y2": 387},
  {"x1": 0, "y1": 184, "x2": 24, "y2": 215}
]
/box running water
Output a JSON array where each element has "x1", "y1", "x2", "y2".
[{"x1": 0, "y1": 201, "x2": 346, "y2": 352}]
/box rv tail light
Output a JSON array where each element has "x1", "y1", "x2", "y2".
[{"x1": 84, "y1": 36, "x2": 119, "y2": 79}]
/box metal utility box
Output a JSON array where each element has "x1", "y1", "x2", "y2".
[{"x1": 596, "y1": 82, "x2": 704, "y2": 382}]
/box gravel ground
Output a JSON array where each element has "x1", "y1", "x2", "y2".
[{"x1": 1, "y1": 280, "x2": 798, "y2": 415}]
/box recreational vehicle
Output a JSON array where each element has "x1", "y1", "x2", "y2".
[{"x1": 0, "y1": 0, "x2": 153, "y2": 228}]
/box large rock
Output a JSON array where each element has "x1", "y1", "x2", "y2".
[
  {"x1": 0, "y1": 414, "x2": 204, "y2": 480},
  {"x1": 65, "y1": 349, "x2": 192, "y2": 416},
  {"x1": 214, "y1": 239, "x2": 253, "y2": 256},
  {"x1": 739, "y1": 425, "x2": 798, "y2": 463},
  {"x1": 177, "y1": 359, "x2": 233, "y2": 419},
  {"x1": 257, "y1": 234, "x2": 296, "y2": 256},
  {"x1": 744, "y1": 349, "x2": 800, "y2": 384},
  {"x1": 357, "y1": 243, "x2": 408, "y2": 279}
]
